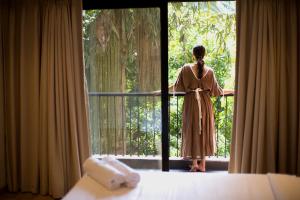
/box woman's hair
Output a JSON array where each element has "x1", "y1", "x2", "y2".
[{"x1": 193, "y1": 45, "x2": 206, "y2": 79}]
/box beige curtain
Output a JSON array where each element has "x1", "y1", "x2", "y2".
[
  {"x1": 0, "y1": 0, "x2": 90, "y2": 198},
  {"x1": 229, "y1": 0, "x2": 300, "y2": 175},
  {"x1": 0, "y1": 1, "x2": 6, "y2": 189}
]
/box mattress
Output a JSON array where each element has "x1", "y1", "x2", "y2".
[{"x1": 63, "y1": 171, "x2": 300, "y2": 200}]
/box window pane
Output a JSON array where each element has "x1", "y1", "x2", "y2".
[
  {"x1": 168, "y1": 2, "x2": 236, "y2": 159},
  {"x1": 83, "y1": 8, "x2": 162, "y2": 164}
]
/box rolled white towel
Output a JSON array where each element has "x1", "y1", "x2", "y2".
[
  {"x1": 83, "y1": 157, "x2": 126, "y2": 190},
  {"x1": 102, "y1": 156, "x2": 140, "y2": 188}
]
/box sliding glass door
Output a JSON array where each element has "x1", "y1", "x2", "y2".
[
  {"x1": 83, "y1": 0, "x2": 235, "y2": 172},
  {"x1": 167, "y1": 1, "x2": 235, "y2": 171},
  {"x1": 83, "y1": 1, "x2": 167, "y2": 170}
]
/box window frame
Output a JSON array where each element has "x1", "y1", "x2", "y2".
[{"x1": 82, "y1": 0, "x2": 234, "y2": 172}]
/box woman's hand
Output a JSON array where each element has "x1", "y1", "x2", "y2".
[
  {"x1": 152, "y1": 90, "x2": 161, "y2": 96},
  {"x1": 223, "y1": 89, "x2": 235, "y2": 95}
]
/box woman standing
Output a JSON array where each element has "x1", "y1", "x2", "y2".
[{"x1": 173, "y1": 45, "x2": 233, "y2": 172}]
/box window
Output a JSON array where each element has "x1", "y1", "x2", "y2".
[{"x1": 83, "y1": 0, "x2": 235, "y2": 171}]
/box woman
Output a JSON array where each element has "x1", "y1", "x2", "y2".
[{"x1": 172, "y1": 45, "x2": 234, "y2": 172}]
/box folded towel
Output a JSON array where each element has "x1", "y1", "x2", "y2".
[
  {"x1": 102, "y1": 156, "x2": 141, "y2": 188},
  {"x1": 83, "y1": 157, "x2": 126, "y2": 190}
]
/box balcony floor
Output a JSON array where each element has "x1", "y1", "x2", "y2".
[{"x1": 95, "y1": 155, "x2": 229, "y2": 171}]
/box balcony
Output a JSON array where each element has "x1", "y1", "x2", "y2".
[{"x1": 88, "y1": 92, "x2": 234, "y2": 171}]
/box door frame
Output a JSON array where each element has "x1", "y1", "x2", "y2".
[{"x1": 82, "y1": 0, "x2": 234, "y2": 172}]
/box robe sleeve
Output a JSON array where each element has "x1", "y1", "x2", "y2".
[
  {"x1": 174, "y1": 67, "x2": 185, "y2": 92},
  {"x1": 210, "y1": 69, "x2": 223, "y2": 97}
]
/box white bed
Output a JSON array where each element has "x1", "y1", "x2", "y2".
[{"x1": 63, "y1": 171, "x2": 300, "y2": 200}]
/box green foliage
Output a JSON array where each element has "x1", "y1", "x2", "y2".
[
  {"x1": 125, "y1": 96, "x2": 162, "y2": 156},
  {"x1": 168, "y1": 2, "x2": 236, "y2": 86},
  {"x1": 169, "y1": 97, "x2": 183, "y2": 157}
]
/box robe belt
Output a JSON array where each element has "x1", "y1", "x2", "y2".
[{"x1": 190, "y1": 88, "x2": 209, "y2": 135}]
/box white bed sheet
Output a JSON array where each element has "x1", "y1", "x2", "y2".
[
  {"x1": 63, "y1": 171, "x2": 300, "y2": 200},
  {"x1": 267, "y1": 173, "x2": 300, "y2": 200}
]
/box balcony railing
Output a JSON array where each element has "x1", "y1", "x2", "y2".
[{"x1": 88, "y1": 92, "x2": 234, "y2": 158}]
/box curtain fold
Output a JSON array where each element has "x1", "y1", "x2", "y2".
[
  {"x1": 0, "y1": 0, "x2": 7, "y2": 190},
  {"x1": 0, "y1": 0, "x2": 90, "y2": 198},
  {"x1": 230, "y1": 0, "x2": 300, "y2": 175}
]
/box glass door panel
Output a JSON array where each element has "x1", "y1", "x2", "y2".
[
  {"x1": 83, "y1": 8, "x2": 162, "y2": 169},
  {"x1": 168, "y1": 2, "x2": 236, "y2": 170}
]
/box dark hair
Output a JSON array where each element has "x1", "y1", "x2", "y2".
[{"x1": 193, "y1": 45, "x2": 206, "y2": 79}]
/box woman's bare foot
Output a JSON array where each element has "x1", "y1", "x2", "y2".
[
  {"x1": 198, "y1": 166, "x2": 205, "y2": 172},
  {"x1": 190, "y1": 159, "x2": 200, "y2": 172},
  {"x1": 199, "y1": 159, "x2": 206, "y2": 172},
  {"x1": 189, "y1": 165, "x2": 200, "y2": 172}
]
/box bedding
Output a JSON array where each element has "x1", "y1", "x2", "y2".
[{"x1": 62, "y1": 171, "x2": 300, "y2": 200}]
